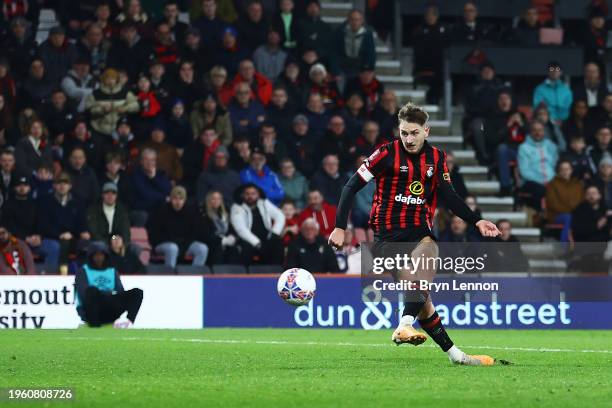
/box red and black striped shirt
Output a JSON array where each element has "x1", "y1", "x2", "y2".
[{"x1": 356, "y1": 140, "x2": 454, "y2": 233}]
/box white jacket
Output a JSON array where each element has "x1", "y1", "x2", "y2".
[{"x1": 230, "y1": 199, "x2": 285, "y2": 247}]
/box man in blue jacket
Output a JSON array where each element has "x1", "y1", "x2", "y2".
[
  {"x1": 129, "y1": 148, "x2": 172, "y2": 226},
  {"x1": 240, "y1": 147, "x2": 285, "y2": 204},
  {"x1": 75, "y1": 241, "x2": 143, "y2": 328},
  {"x1": 533, "y1": 61, "x2": 573, "y2": 122}
]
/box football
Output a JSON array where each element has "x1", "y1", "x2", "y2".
[{"x1": 277, "y1": 268, "x2": 316, "y2": 306}]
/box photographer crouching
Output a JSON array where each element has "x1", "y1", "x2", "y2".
[{"x1": 75, "y1": 241, "x2": 143, "y2": 328}]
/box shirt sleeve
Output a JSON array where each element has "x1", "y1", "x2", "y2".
[
  {"x1": 355, "y1": 144, "x2": 391, "y2": 182},
  {"x1": 437, "y1": 151, "x2": 482, "y2": 226}
]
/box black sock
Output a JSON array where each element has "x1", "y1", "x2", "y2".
[
  {"x1": 402, "y1": 289, "x2": 428, "y2": 318},
  {"x1": 418, "y1": 311, "x2": 454, "y2": 352}
]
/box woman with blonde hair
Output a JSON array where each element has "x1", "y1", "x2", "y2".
[{"x1": 201, "y1": 190, "x2": 238, "y2": 263}]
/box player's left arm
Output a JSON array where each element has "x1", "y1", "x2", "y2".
[{"x1": 437, "y1": 151, "x2": 500, "y2": 238}]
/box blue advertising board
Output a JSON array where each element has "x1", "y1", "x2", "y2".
[{"x1": 203, "y1": 276, "x2": 612, "y2": 329}]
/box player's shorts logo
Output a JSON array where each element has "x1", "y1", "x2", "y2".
[{"x1": 409, "y1": 181, "x2": 424, "y2": 196}]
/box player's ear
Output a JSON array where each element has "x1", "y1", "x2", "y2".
[{"x1": 424, "y1": 126, "x2": 430, "y2": 137}]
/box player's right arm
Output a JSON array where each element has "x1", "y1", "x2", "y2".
[{"x1": 329, "y1": 145, "x2": 391, "y2": 249}]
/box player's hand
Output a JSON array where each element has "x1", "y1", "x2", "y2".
[
  {"x1": 328, "y1": 228, "x2": 345, "y2": 250},
  {"x1": 476, "y1": 220, "x2": 501, "y2": 238}
]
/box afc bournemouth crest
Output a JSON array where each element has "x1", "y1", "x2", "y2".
[{"x1": 426, "y1": 165, "x2": 434, "y2": 178}]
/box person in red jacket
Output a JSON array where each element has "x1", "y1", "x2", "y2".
[
  {"x1": 0, "y1": 224, "x2": 36, "y2": 275},
  {"x1": 226, "y1": 59, "x2": 273, "y2": 106},
  {"x1": 298, "y1": 189, "x2": 337, "y2": 238}
]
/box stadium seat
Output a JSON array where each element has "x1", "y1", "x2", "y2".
[
  {"x1": 146, "y1": 264, "x2": 174, "y2": 274},
  {"x1": 212, "y1": 264, "x2": 247, "y2": 274},
  {"x1": 176, "y1": 265, "x2": 212, "y2": 275},
  {"x1": 248, "y1": 264, "x2": 283, "y2": 274}
]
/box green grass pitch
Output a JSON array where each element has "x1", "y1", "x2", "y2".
[{"x1": 2, "y1": 329, "x2": 611, "y2": 407}]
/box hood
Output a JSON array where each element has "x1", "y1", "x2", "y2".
[{"x1": 86, "y1": 241, "x2": 110, "y2": 269}]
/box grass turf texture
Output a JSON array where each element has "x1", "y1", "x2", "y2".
[{"x1": 1, "y1": 329, "x2": 611, "y2": 407}]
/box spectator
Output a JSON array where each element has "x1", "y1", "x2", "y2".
[
  {"x1": 208, "y1": 65, "x2": 231, "y2": 104},
  {"x1": 311, "y1": 152, "x2": 349, "y2": 205},
  {"x1": 228, "y1": 135, "x2": 251, "y2": 170},
  {"x1": 412, "y1": 6, "x2": 448, "y2": 104},
  {"x1": 180, "y1": 28, "x2": 212, "y2": 74},
  {"x1": 533, "y1": 61, "x2": 573, "y2": 122},
  {"x1": 562, "y1": 135, "x2": 593, "y2": 180},
  {"x1": 148, "y1": 60, "x2": 171, "y2": 104},
  {"x1": 183, "y1": 127, "x2": 222, "y2": 190},
  {"x1": 22, "y1": 59, "x2": 53, "y2": 108},
  {"x1": 129, "y1": 147, "x2": 172, "y2": 226},
  {"x1": 573, "y1": 63, "x2": 607, "y2": 110},
  {"x1": 518, "y1": 121, "x2": 559, "y2": 209},
  {"x1": 196, "y1": 146, "x2": 241, "y2": 208},
  {"x1": 0, "y1": 59, "x2": 16, "y2": 113},
  {"x1": 562, "y1": 100, "x2": 595, "y2": 144},
  {"x1": 286, "y1": 218, "x2": 339, "y2": 272},
  {"x1": 285, "y1": 115, "x2": 318, "y2": 178},
  {"x1": 75, "y1": 241, "x2": 143, "y2": 328},
  {"x1": 190, "y1": 93, "x2": 233, "y2": 146},
  {"x1": 77, "y1": 23, "x2": 111, "y2": 77},
  {"x1": 133, "y1": 74, "x2": 162, "y2": 137},
  {"x1": 200, "y1": 190, "x2": 238, "y2": 264},
  {"x1": 2, "y1": 17, "x2": 37, "y2": 83},
  {"x1": 86, "y1": 68, "x2": 139, "y2": 137},
  {"x1": 320, "y1": 115, "x2": 353, "y2": 171},
  {"x1": 193, "y1": 0, "x2": 226, "y2": 52},
  {"x1": 371, "y1": 90, "x2": 399, "y2": 140},
  {"x1": 257, "y1": 123, "x2": 287, "y2": 171},
  {"x1": 1, "y1": 175, "x2": 40, "y2": 257},
  {"x1": 87, "y1": 182, "x2": 131, "y2": 245},
  {"x1": 148, "y1": 186, "x2": 210, "y2": 268},
  {"x1": 171, "y1": 60, "x2": 203, "y2": 112},
  {"x1": 305, "y1": 63, "x2": 342, "y2": 111},
  {"x1": 38, "y1": 26, "x2": 78, "y2": 85},
  {"x1": 141, "y1": 127, "x2": 183, "y2": 183},
  {"x1": 236, "y1": 0, "x2": 269, "y2": 53},
  {"x1": 0, "y1": 149, "x2": 15, "y2": 203},
  {"x1": 298, "y1": 189, "x2": 337, "y2": 238},
  {"x1": 107, "y1": 22, "x2": 155, "y2": 82},
  {"x1": 214, "y1": 26, "x2": 249, "y2": 78},
  {"x1": 14, "y1": 119, "x2": 52, "y2": 176},
  {"x1": 344, "y1": 64, "x2": 383, "y2": 113},
  {"x1": 0, "y1": 223, "x2": 35, "y2": 275},
  {"x1": 582, "y1": 8, "x2": 608, "y2": 67},
  {"x1": 333, "y1": 9, "x2": 375, "y2": 77},
  {"x1": 91, "y1": 3, "x2": 114, "y2": 39},
  {"x1": 592, "y1": 154, "x2": 612, "y2": 209},
  {"x1": 277, "y1": 60, "x2": 304, "y2": 106},
  {"x1": 354, "y1": 120, "x2": 382, "y2": 157},
  {"x1": 31, "y1": 162, "x2": 54, "y2": 199},
  {"x1": 451, "y1": 1, "x2": 494, "y2": 45},
  {"x1": 227, "y1": 59, "x2": 273, "y2": 107},
  {"x1": 280, "y1": 199, "x2": 300, "y2": 245},
  {"x1": 66, "y1": 146, "x2": 101, "y2": 206},
  {"x1": 61, "y1": 57, "x2": 95, "y2": 113},
  {"x1": 109, "y1": 117, "x2": 138, "y2": 164},
  {"x1": 36, "y1": 172, "x2": 89, "y2": 272},
  {"x1": 571, "y1": 184, "x2": 611, "y2": 242},
  {"x1": 545, "y1": 160, "x2": 585, "y2": 242},
  {"x1": 446, "y1": 151, "x2": 468, "y2": 199},
  {"x1": 342, "y1": 92, "x2": 367, "y2": 139},
  {"x1": 160, "y1": 1, "x2": 189, "y2": 45},
  {"x1": 115, "y1": 0, "x2": 154, "y2": 40},
  {"x1": 297, "y1": 0, "x2": 332, "y2": 54},
  {"x1": 266, "y1": 86, "x2": 297, "y2": 139},
  {"x1": 587, "y1": 127, "x2": 612, "y2": 174},
  {"x1": 510, "y1": 6, "x2": 541, "y2": 46},
  {"x1": 100, "y1": 152, "x2": 131, "y2": 205},
  {"x1": 40, "y1": 89, "x2": 76, "y2": 144},
  {"x1": 109, "y1": 234, "x2": 145, "y2": 274},
  {"x1": 303, "y1": 92, "x2": 329, "y2": 138},
  {"x1": 0, "y1": 94, "x2": 17, "y2": 148},
  {"x1": 278, "y1": 158, "x2": 308, "y2": 210},
  {"x1": 253, "y1": 27, "x2": 287, "y2": 81},
  {"x1": 534, "y1": 104, "x2": 567, "y2": 152},
  {"x1": 440, "y1": 214, "x2": 480, "y2": 243},
  {"x1": 230, "y1": 183, "x2": 285, "y2": 265},
  {"x1": 240, "y1": 147, "x2": 285, "y2": 205},
  {"x1": 489, "y1": 219, "x2": 529, "y2": 272},
  {"x1": 227, "y1": 81, "x2": 266, "y2": 137},
  {"x1": 273, "y1": 0, "x2": 298, "y2": 50},
  {"x1": 165, "y1": 99, "x2": 193, "y2": 152}
]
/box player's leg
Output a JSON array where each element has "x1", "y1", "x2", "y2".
[
  {"x1": 391, "y1": 236, "x2": 437, "y2": 345},
  {"x1": 417, "y1": 300, "x2": 494, "y2": 366},
  {"x1": 112, "y1": 288, "x2": 144, "y2": 328}
]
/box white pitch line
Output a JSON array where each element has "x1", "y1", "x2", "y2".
[{"x1": 61, "y1": 336, "x2": 612, "y2": 355}]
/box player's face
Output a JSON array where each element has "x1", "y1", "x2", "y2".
[{"x1": 399, "y1": 120, "x2": 429, "y2": 154}]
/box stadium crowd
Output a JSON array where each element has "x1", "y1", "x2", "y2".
[{"x1": 0, "y1": 0, "x2": 609, "y2": 275}]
